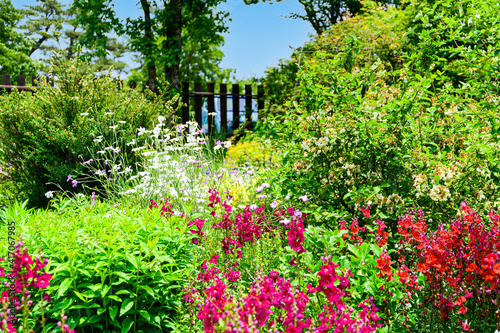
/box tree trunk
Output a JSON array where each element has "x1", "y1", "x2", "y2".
[
  {"x1": 141, "y1": 0, "x2": 157, "y2": 93},
  {"x1": 164, "y1": 0, "x2": 182, "y2": 92}
]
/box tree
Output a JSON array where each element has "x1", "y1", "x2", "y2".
[
  {"x1": 72, "y1": 0, "x2": 230, "y2": 93},
  {"x1": 19, "y1": 0, "x2": 128, "y2": 74},
  {"x1": 0, "y1": 0, "x2": 36, "y2": 75},
  {"x1": 243, "y1": 0, "x2": 400, "y2": 35}
]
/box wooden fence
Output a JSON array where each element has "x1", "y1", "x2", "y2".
[
  {"x1": 0, "y1": 75, "x2": 265, "y2": 135},
  {"x1": 0, "y1": 74, "x2": 54, "y2": 92},
  {"x1": 181, "y1": 82, "x2": 264, "y2": 135}
]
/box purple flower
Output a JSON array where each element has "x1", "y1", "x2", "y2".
[
  {"x1": 82, "y1": 159, "x2": 93, "y2": 165},
  {"x1": 256, "y1": 186, "x2": 263, "y2": 193},
  {"x1": 256, "y1": 194, "x2": 267, "y2": 199},
  {"x1": 71, "y1": 180, "x2": 77, "y2": 188},
  {"x1": 90, "y1": 192, "x2": 96, "y2": 207},
  {"x1": 271, "y1": 201, "x2": 278, "y2": 209},
  {"x1": 66, "y1": 174, "x2": 72, "y2": 182},
  {"x1": 299, "y1": 195, "x2": 309, "y2": 202}
]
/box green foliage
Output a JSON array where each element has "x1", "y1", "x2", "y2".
[
  {"x1": 19, "y1": 0, "x2": 129, "y2": 75},
  {"x1": 0, "y1": 0, "x2": 36, "y2": 76},
  {"x1": 266, "y1": 0, "x2": 500, "y2": 228},
  {"x1": 244, "y1": 0, "x2": 401, "y2": 35},
  {"x1": 0, "y1": 197, "x2": 195, "y2": 332},
  {"x1": 0, "y1": 54, "x2": 170, "y2": 208}
]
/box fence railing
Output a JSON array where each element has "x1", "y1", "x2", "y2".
[
  {"x1": 0, "y1": 74, "x2": 54, "y2": 92},
  {"x1": 0, "y1": 75, "x2": 265, "y2": 135}
]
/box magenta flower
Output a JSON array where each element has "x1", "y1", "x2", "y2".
[{"x1": 35, "y1": 274, "x2": 52, "y2": 289}]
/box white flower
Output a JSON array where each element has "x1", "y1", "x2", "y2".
[
  {"x1": 281, "y1": 218, "x2": 291, "y2": 225},
  {"x1": 208, "y1": 112, "x2": 217, "y2": 116},
  {"x1": 118, "y1": 120, "x2": 126, "y2": 124},
  {"x1": 261, "y1": 183, "x2": 270, "y2": 188},
  {"x1": 76, "y1": 193, "x2": 84, "y2": 197},
  {"x1": 158, "y1": 115, "x2": 166, "y2": 123},
  {"x1": 131, "y1": 146, "x2": 145, "y2": 152},
  {"x1": 80, "y1": 112, "x2": 89, "y2": 116},
  {"x1": 249, "y1": 204, "x2": 258, "y2": 211},
  {"x1": 97, "y1": 150, "x2": 106, "y2": 154},
  {"x1": 223, "y1": 141, "x2": 231, "y2": 148},
  {"x1": 299, "y1": 195, "x2": 309, "y2": 202},
  {"x1": 126, "y1": 139, "x2": 136, "y2": 146},
  {"x1": 93, "y1": 138, "x2": 103, "y2": 143},
  {"x1": 45, "y1": 191, "x2": 54, "y2": 198},
  {"x1": 109, "y1": 125, "x2": 119, "y2": 130},
  {"x1": 137, "y1": 127, "x2": 146, "y2": 136},
  {"x1": 257, "y1": 194, "x2": 267, "y2": 199}
]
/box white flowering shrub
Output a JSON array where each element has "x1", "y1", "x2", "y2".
[
  {"x1": 77, "y1": 118, "x2": 246, "y2": 214},
  {"x1": 266, "y1": 0, "x2": 500, "y2": 228}
]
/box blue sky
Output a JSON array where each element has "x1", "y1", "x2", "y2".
[{"x1": 17, "y1": 0, "x2": 316, "y2": 79}]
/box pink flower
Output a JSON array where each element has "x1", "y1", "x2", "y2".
[{"x1": 36, "y1": 274, "x2": 52, "y2": 289}]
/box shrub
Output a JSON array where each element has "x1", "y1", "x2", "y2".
[
  {"x1": 266, "y1": 0, "x2": 500, "y2": 227},
  {"x1": 0, "y1": 53, "x2": 172, "y2": 208},
  {"x1": 0, "y1": 197, "x2": 195, "y2": 332}
]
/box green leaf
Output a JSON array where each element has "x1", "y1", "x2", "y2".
[
  {"x1": 109, "y1": 305, "x2": 118, "y2": 321},
  {"x1": 121, "y1": 318, "x2": 133, "y2": 333},
  {"x1": 138, "y1": 310, "x2": 150, "y2": 321},
  {"x1": 107, "y1": 295, "x2": 123, "y2": 302},
  {"x1": 347, "y1": 244, "x2": 359, "y2": 257},
  {"x1": 120, "y1": 298, "x2": 135, "y2": 317},
  {"x1": 140, "y1": 285, "x2": 155, "y2": 298},
  {"x1": 57, "y1": 278, "x2": 73, "y2": 298}
]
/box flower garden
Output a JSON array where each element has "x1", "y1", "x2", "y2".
[{"x1": 1, "y1": 0, "x2": 500, "y2": 332}]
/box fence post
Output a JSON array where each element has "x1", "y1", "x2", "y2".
[
  {"x1": 2, "y1": 75, "x2": 11, "y2": 86},
  {"x1": 182, "y1": 82, "x2": 190, "y2": 125},
  {"x1": 207, "y1": 83, "x2": 215, "y2": 135},
  {"x1": 232, "y1": 84, "x2": 240, "y2": 132},
  {"x1": 194, "y1": 82, "x2": 203, "y2": 130},
  {"x1": 220, "y1": 84, "x2": 227, "y2": 136},
  {"x1": 245, "y1": 85, "x2": 252, "y2": 130},
  {"x1": 17, "y1": 75, "x2": 26, "y2": 87},
  {"x1": 257, "y1": 85, "x2": 264, "y2": 117}
]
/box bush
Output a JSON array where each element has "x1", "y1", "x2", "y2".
[
  {"x1": 266, "y1": 0, "x2": 500, "y2": 228},
  {"x1": 224, "y1": 139, "x2": 278, "y2": 168},
  {"x1": 0, "y1": 53, "x2": 171, "y2": 208},
  {"x1": 0, "y1": 197, "x2": 195, "y2": 332}
]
